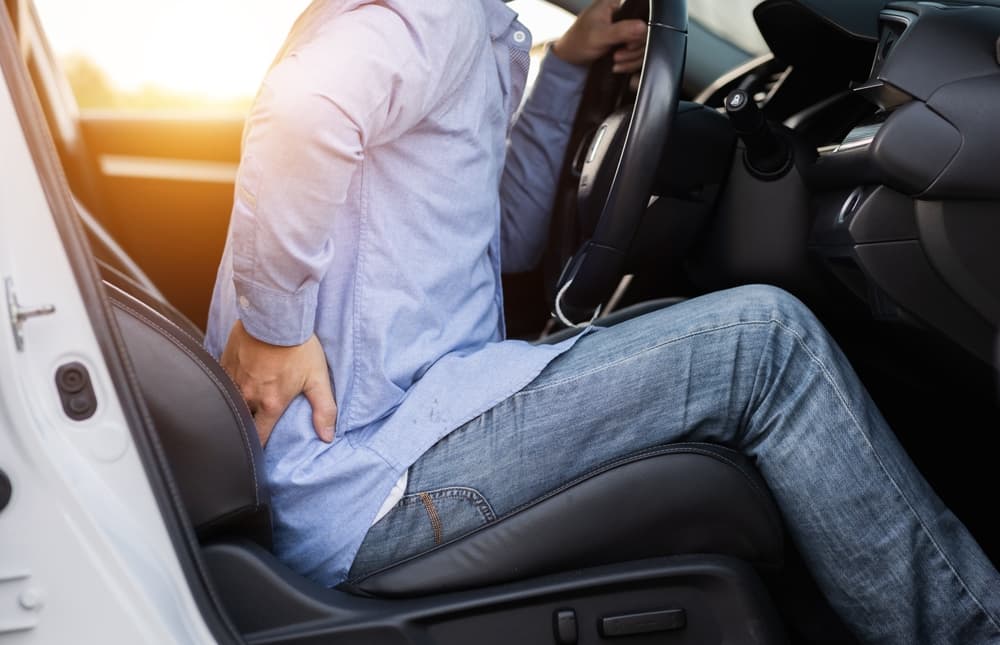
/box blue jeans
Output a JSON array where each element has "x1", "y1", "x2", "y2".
[{"x1": 349, "y1": 285, "x2": 1000, "y2": 644}]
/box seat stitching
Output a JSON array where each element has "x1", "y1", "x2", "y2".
[
  {"x1": 518, "y1": 320, "x2": 780, "y2": 395},
  {"x1": 106, "y1": 282, "x2": 206, "y2": 350},
  {"x1": 111, "y1": 300, "x2": 261, "y2": 503}
]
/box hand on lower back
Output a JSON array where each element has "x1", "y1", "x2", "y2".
[{"x1": 221, "y1": 320, "x2": 337, "y2": 447}]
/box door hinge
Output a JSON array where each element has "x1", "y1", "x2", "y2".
[{"x1": 5, "y1": 277, "x2": 56, "y2": 352}]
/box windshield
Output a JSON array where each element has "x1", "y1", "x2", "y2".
[{"x1": 689, "y1": 0, "x2": 768, "y2": 56}]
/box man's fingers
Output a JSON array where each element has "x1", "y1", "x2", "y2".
[
  {"x1": 612, "y1": 45, "x2": 644, "y2": 73},
  {"x1": 221, "y1": 323, "x2": 336, "y2": 447},
  {"x1": 304, "y1": 376, "x2": 337, "y2": 443},
  {"x1": 613, "y1": 57, "x2": 643, "y2": 73},
  {"x1": 614, "y1": 47, "x2": 644, "y2": 63},
  {"x1": 604, "y1": 19, "x2": 647, "y2": 47},
  {"x1": 254, "y1": 411, "x2": 279, "y2": 447},
  {"x1": 614, "y1": 60, "x2": 643, "y2": 74}
]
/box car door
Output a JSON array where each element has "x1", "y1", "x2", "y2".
[{"x1": 0, "y1": 7, "x2": 230, "y2": 640}]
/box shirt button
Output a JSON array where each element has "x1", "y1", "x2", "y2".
[
  {"x1": 513, "y1": 30, "x2": 527, "y2": 44},
  {"x1": 238, "y1": 296, "x2": 251, "y2": 310}
]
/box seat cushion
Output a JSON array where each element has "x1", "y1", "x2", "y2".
[
  {"x1": 344, "y1": 443, "x2": 784, "y2": 597},
  {"x1": 104, "y1": 279, "x2": 783, "y2": 596}
]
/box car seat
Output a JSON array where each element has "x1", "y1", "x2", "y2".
[{"x1": 104, "y1": 276, "x2": 790, "y2": 644}]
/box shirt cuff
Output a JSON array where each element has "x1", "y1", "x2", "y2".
[
  {"x1": 233, "y1": 277, "x2": 318, "y2": 346},
  {"x1": 523, "y1": 46, "x2": 588, "y2": 123}
]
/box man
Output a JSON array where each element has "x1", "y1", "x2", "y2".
[{"x1": 206, "y1": 1, "x2": 1000, "y2": 642}]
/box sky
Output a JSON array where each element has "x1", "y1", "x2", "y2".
[{"x1": 32, "y1": 0, "x2": 574, "y2": 101}]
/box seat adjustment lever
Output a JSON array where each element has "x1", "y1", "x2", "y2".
[
  {"x1": 599, "y1": 608, "x2": 686, "y2": 637},
  {"x1": 553, "y1": 609, "x2": 578, "y2": 644}
]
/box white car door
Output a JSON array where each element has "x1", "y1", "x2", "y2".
[{"x1": 0, "y1": 13, "x2": 222, "y2": 644}]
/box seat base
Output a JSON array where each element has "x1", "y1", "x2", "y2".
[{"x1": 203, "y1": 541, "x2": 787, "y2": 645}]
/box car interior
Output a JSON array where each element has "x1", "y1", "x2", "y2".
[{"x1": 4, "y1": 0, "x2": 1000, "y2": 643}]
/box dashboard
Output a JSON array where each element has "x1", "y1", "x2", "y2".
[{"x1": 691, "y1": 0, "x2": 1000, "y2": 365}]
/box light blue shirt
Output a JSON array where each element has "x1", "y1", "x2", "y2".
[{"x1": 206, "y1": 0, "x2": 588, "y2": 586}]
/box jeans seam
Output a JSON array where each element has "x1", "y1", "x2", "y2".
[
  {"x1": 518, "y1": 320, "x2": 779, "y2": 395},
  {"x1": 418, "y1": 493, "x2": 444, "y2": 545},
  {"x1": 771, "y1": 318, "x2": 1000, "y2": 636}
]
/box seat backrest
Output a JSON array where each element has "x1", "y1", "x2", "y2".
[
  {"x1": 99, "y1": 259, "x2": 202, "y2": 340},
  {"x1": 105, "y1": 280, "x2": 272, "y2": 548}
]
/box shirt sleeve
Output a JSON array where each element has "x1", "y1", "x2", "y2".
[
  {"x1": 230, "y1": 6, "x2": 433, "y2": 346},
  {"x1": 499, "y1": 47, "x2": 588, "y2": 274}
]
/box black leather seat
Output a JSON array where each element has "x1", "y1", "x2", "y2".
[{"x1": 105, "y1": 277, "x2": 789, "y2": 642}]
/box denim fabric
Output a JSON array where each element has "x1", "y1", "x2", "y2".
[
  {"x1": 350, "y1": 285, "x2": 1000, "y2": 645},
  {"x1": 349, "y1": 486, "x2": 497, "y2": 577}
]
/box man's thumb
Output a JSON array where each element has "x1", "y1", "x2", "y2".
[{"x1": 305, "y1": 378, "x2": 337, "y2": 443}]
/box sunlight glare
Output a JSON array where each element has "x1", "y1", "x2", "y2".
[
  {"x1": 33, "y1": 0, "x2": 310, "y2": 100},
  {"x1": 31, "y1": 0, "x2": 575, "y2": 109}
]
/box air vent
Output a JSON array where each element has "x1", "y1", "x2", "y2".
[
  {"x1": 756, "y1": 64, "x2": 793, "y2": 105},
  {"x1": 872, "y1": 11, "x2": 912, "y2": 77},
  {"x1": 882, "y1": 30, "x2": 899, "y2": 60}
]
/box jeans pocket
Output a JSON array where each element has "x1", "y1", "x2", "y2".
[{"x1": 348, "y1": 486, "x2": 496, "y2": 581}]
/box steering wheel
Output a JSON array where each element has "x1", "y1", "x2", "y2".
[{"x1": 545, "y1": 0, "x2": 688, "y2": 327}]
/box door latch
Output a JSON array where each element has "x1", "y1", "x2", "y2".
[{"x1": 5, "y1": 277, "x2": 56, "y2": 352}]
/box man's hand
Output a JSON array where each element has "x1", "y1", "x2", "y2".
[
  {"x1": 221, "y1": 320, "x2": 337, "y2": 447},
  {"x1": 552, "y1": 0, "x2": 648, "y2": 74}
]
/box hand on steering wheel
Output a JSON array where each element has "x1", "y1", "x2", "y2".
[
  {"x1": 552, "y1": 0, "x2": 648, "y2": 75},
  {"x1": 545, "y1": 0, "x2": 689, "y2": 328}
]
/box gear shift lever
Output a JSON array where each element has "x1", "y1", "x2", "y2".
[{"x1": 725, "y1": 89, "x2": 792, "y2": 180}]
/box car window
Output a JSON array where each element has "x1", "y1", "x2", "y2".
[
  {"x1": 31, "y1": 0, "x2": 311, "y2": 113},
  {"x1": 688, "y1": 0, "x2": 769, "y2": 56}
]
